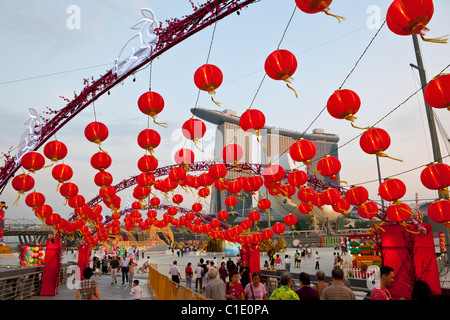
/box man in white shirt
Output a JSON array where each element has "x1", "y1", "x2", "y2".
[
  {"x1": 121, "y1": 255, "x2": 130, "y2": 285},
  {"x1": 195, "y1": 263, "x2": 204, "y2": 292},
  {"x1": 168, "y1": 260, "x2": 181, "y2": 284},
  {"x1": 314, "y1": 251, "x2": 320, "y2": 270}
]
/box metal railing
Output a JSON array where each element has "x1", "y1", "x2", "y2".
[{"x1": 0, "y1": 263, "x2": 75, "y2": 300}]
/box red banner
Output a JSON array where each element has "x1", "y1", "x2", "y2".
[
  {"x1": 77, "y1": 243, "x2": 91, "y2": 280},
  {"x1": 380, "y1": 224, "x2": 441, "y2": 300},
  {"x1": 240, "y1": 243, "x2": 260, "y2": 274},
  {"x1": 40, "y1": 237, "x2": 62, "y2": 296}
]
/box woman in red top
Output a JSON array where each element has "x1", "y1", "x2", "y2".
[
  {"x1": 225, "y1": 271, "x2": 244, "y2": 300},
  {"x1": 185, "y1": 262, "x2": 193, "y2": 290}
]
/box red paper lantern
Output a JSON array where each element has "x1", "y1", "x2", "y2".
[
  {"x1": 34, "y1": 204, "x2": 53, "y2": 220},
  {"x1": 321, "y1": 188, "x2": 341, "y2": 205},
  {"x1": 137, "y1": 172, "x2": 155, "y2": 189},
  {"x1": 240, "y1": 219, "x2": 252, "y2": 230},
  {"x1": 133, "y1": 185, "x2": 151, "y2": 200},
  {"x1": 94, "y1": 171, "x2": 113, "y2": 188},
  {"x1": 315, "y1": 155, "x2": 342, "y2": 182},
  {"x1": 25, "y1": 191, "x2": 45, "y2": 209},
  {"x1": 332, "y1": 198, "x2": 350, "y2": 215},
  {"x1": 138, "y1": 154, "x2": 158, "y2": 172},
  {"x1": 43, "y1": 140, "x2": 68, "y2": 162},
  {"x1": 182, "y1": 118, "x2": 206, "y2": 141},
  {"x1": 272, "y1": 222, "x2": 285, "y2": 235},
  {"x1": 311, "y1": 193, "x2": 326, "y2": 208},
  {"x1": 137, "y1": 129, "x2": 161, "y2": 153},
  {"x1": 424, "y1": 74, "x2": 450, "y2": 111},
  {"x1": 289, "y1": 139, "x2": 316, "y2": 166},
  {"x1": 46, "y1": 213, "x2": 61, "y2": 226},
  {"x1": 68, "y1": 195, "x2": 85, "y2": 209},
  {"x1": 298, "y1": 201, "x2": 313, "y2": 215},
  {"x1": 11, "y1": 174, "x2": 35, "y2": 195},
  {"x1": 91, "y1": 152, "x2": 112, "y2": 171},
  {"x1": 262, "y1": 228, "x2": 274, "y2": 239},
  {"x1": 264, "y1": 49, "x2": 298, "y2": 97},
  {"x1": 192, "y1": 203, "x2": 203, "y2": 213},
  {"x1": 263, "y1": 164, "x2": 285, "y2": 183},
  {"x1": 198, "y1": 187, "x2": 210, "y2": 198},
  {"x1": 21, "y1": 152, "x2": 45, "y2": 173},
  {"x1": 85, "y1": 122, "x2": 109, "y2": 145},
  {"x1": 420, "y1": 163, "x2": 450, "y2": 196},
  {"x1": 326, "y1": 89, "x2": 361, "y2": 122},
  {"x1": 194, "y1": 64, "x2": 223, "y2": 94},
  {"x1": 345, "y1": 186, "x2": 369, "y2": 206},
  {"x1": 427, "y1": 199, "x2": 450, "y2": 226},
  {"x1": 257, "y1": 198, "x2": 271, "y2": 212},
  {"x1": 287, "y1": 170, "x2": 308, "y2": 188},
  {"x1": 174, "y1": 148, "x2": 195, "y2": 166},
  {"x1": 51, "y1": 164, "x2": 73, "y2": 184},
  {"x1": 225, "y1": 196, "x2": 237, "y2": 210},
  {"x1": 378, "y1": 178, "x2": 406, "y2": 203},
  {"x1": 227, "y1": 180, "x2": 242, "y2": 195},
  {"x1": 239, "y1": 109, "x2": 265, "y2": 136},
  {"x1": 297, "y1": 186, "x2": 316, "y2": 203},
  {"x1": 283, "y1": 213, "x2": 298, "y2": 227},
  {"x1": 222, "y1": 144, "x2": 243, "y2": 165},
  {"x1": 248, "y1": 210, "x2": 261, "y2": 222},
  {"x1": 172, "y1": 194, "x2": 183, "y2": 206},
  {"x1": 137, "y1": 91, "x2": 165, "y2": 117},
  {"x1": 217, "y1": 210, "x2": 229, "y2": 221},
  {"x1": 209, "y1": 163, "x2": 227, "y2": 181},
  {"x1": 295, "y1": 0, "x2": 344, "y2": 22},
  {"x1": 59, "y1": 182, "x2": 78, "y2": 199},
  {"x1": 169, "y1": 166, "x2": 187, "y2": 183},
  {"x1": 167, "y1": 207, "x2": 178, "y2": 216},
  {"x1": 99, "y1": 185, "x2": 116, "y2": 199},
  {"x1": 150, "y1": 197, "x2": 160, "y2": 208},
  {"x1": 386, "y1": 202, "x2": 412, "y2": 223},
  {"x1": 359, "y1": 128, "x2": 401, "y2": 161},
  {"x1": 386, "y1": 0, "x2": 447, "y2": 43},
  {"x1": 357, "y1": 201, "x2": 379, "y2": 219}
]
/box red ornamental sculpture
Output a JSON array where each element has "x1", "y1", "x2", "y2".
[
  {"x1": 359, "y1": 128, "x2": 402, "y2": 162},
  {"x1": 137, "y1": 91, "x2": 167, "y2": 126},
  {"x1": 85, "y1": 122, "x2": 109, "y2": 145},
  {"x1": 424, "y1": 73, "x2": 450, "y2": 111},
  {"x1": 326, "y1": 89, "x2": 361, "y2": 122},
  {"x1": 194, "y1": 64, "x2": 223, "y2": 107},
  {"x1": 427, "y1": 199, "x2": 450, "y2": 227},
  {"x1": 295, "y1": 0, "x2": 345, "y2": 22},
  {"x1": 264, "y1": 49, "x2": 298, "y2": 98},
  {"x1": 289, "y1": 139, "x2": 316, "y2": 166},
  {"x1": 91, "y1": 152, "x2": 112, "y2": 171},
  {"x1": 174, "y1": 148, "x2": 195, "y2": 167},
  {"x1": 222, "y1": 144, "x2": 243, "y2": 165},
  {"x1": 138, "y1": 154, "x2": 158, "y2": 172},
  {"x1": 420, "y1": 162, "x2": 450, "y2": 196},
  {"x1": 386, "y1": 0, "x2": 447, "y2": 44},
  {"x1": 137, "y1": 129, "x2": 161, "y2": 154},
  {"x1": 43, "y1": 140, "x2": 68, "y2": 162},
  {"x1": 378, "y1": 178, "x2": 406, "y2": 204},
  {"x1": 21, "y1": 152, "x2": 45, "y2": 173}
]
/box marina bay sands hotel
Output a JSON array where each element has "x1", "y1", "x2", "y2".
[{"x1": 191, "y1": 108, "x2": 340, "y2": 225}]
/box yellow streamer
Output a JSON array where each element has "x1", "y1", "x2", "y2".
[
  {"x1": 153, "y1": 117, "x2": 168, "y2": 128},
  {"x1": 324, "y1": 10, "x2": 345, "y2": 23},
  {"x1": 211, "y1": 96, "x2": 221, "y2": 107},
  {"x1": 351, "y1": 122, "x2": 372, "y2": 130},
  {"x1": 420, "y1": 34, "x2": 448, "y2": 44},
  {"x1": 376, "y1": 151, "x2": 403, "y2": 162},
  {"x1": 286, "y1": 83, "x2": 298, "y2": 99}
]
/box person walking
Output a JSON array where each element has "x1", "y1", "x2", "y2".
[
  {"x1": 370, "y1": 266, "x2": 395, "y2": 300},
  {"x1": 244, "y1": 272, "x2": 267, "y2": 300},
  {"x1": 218, "y1": 261, "x2": 228, "y2": 282},
  {"x1": 120, "y1": 255, "x2": 130, "y2": 285},
  {"x1": 76, "y1": 267, "x2": 100, "y2": 300},
  {"x1": 284, "y1": 255, "x2": 291, "y2": 272},
  {"x1": 205, "y1": 267, "x2": 226, "y2": 300},
  {"x1": 294, "y1": 250, "x2": 300, "y2": 268},
  {"x1": 239, "y1": 260, "x2": 251, "y2": 290},
  {"x1": 128, "y1": 258, "x2": 136, "y2": 286},
  {"x1": 109, "y1": 256, "x2": 119, "y2": 284},
  {"x1": 168, "y1": 260, "x2": 181, "y2": 284},
  {"x1": 275, "y1": 254, "x2": 282, "y2": 269},
  {"x1": 320, "y1": 267, "x2": 356, "y2": 300},
  {"x1": 226, "y1": 257, "x2": 237, "y2": 281},
  {"x1": 195, "y1": 263, "x2": 204, "y2": 292},
  {"x1": 313, "y1": 270, "x2": 328, "y2": 298},
  {"x1": 295, "y1": 272, "x2": 319, "y2": 300},
  {"x1": 131, "y1": 280, "x2": 142, "y2": 300},
  {"x1": 314, "y1": 251, "x2": 320, "y2": 270},
  {"x1": 269, "y1": 272, "x2": 299, "y2": 300},
  {"x1": 225, "y1": 270, "x2": 244, "y2": 301},
  {"x1": 185, "y1": 262, "x2": 193, "y2": 289}
]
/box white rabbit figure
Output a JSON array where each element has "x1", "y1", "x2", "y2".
[
  {"x1": 14, "y1": 108, "x2": 43, "y2": 164},
  {"x1": 113, "y1": 8, "x2": 159, "y2": 77}
]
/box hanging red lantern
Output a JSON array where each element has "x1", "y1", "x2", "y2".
[
  {"x1": 272, "y1": 222, "x2": 285, "y2": 235},
  {"x1": 359, "y1": 128, "x2": 402, "y2": 162},
  {"x1": 295, "y1": 0, "x2": 344, "y2": 22},
  {"x1": 11, "y1": 174, "x2": 35, "y2": 204},
  {"x1": 172, "y1": 194, "x2": 183, "y2": 206},
  {"x1": 174, "y1": 148, "x2": 195, "y2": 166},
  {"x1": 313, "y1": 155, "x2": 343, "y2": 183},
  {"x1": 137, "y1": 129, "x2": 161, "y2": 154},
  {"x1": 321, "y1": 188, "x2": 341, "y2": 205},
  {"x1": 283, "y1": 213, "x2": 298, "y2": 227},
  {"x1": 427, "y1": 199, "x2": 450, "y2": 226},
  {"x1": 357, "y1": 201, "x2": 379, "y2": 219},
  {"x1": 327, "y1": 89, "x2": 361, "y2": 122},
  {"x1": 59, "y1": 182, "x2": 78, "y2": 200},
  {"x1": 311, "y1": 193, "x2": 326, "y2": 208},
  {"x1": 289, "y1": 139, "x2": 316, "y2": 166},
  {"x1": 240, "y1": 219, "x2": 252, "y2": 230},
  {"x1": 280, "y1": 184, "x2": 296, "y2": 199},
  {"x1": 199, "y1": 173, "x2": 214, "y2": 187},
  {"x1": 46, "y1": 213, "x2": 61, "y2": 226},
  {"x1": 182, "y1": 118, "x2": 207, "y2": 150},
  {"x1": 239, "y1": 109, "x2": 266, "y2": 137},
  {"x1": 68, "y1": 195, "x2": 85, "y2": 209},
  {"x1": 210, "y1": 218, "x2": 221, "y2": 230},
  {"x1": 386, "y1": 202, "x2": 412, "y2": 223},
  {"x1": 138, "y1": 154, "x2": 158, "y2": 172},
  {"x1": 208, "y1": 163, "x2": 227, "y2": 181},
  {"x1": 150, "y1": 197, "x2": 161, "y2": 208},
  {"x1": 386, "y1": 0, "x2": 447, "y2": 44},
  {"x1": 297, "y1": 186, "x2": 316, "y2": 203},
  {"x1": 264, "y1": 49, "x2": 298, "y2": 98},
  {"x1": 198, "y1": 187, "x2": 210, "y2": 198},
  {"x1": 332, "y1": 198, "x2": 350, "y2": 215},
  {"x1": 217, "y1": 210, "x2": 229, "y2": 221},
  {"x1": 257, "y1": 198, "x2": 271, "y2": 212},
  {"x1": 137, "y1": 172, "x2": 155, "y2": 189},
  {"x1": 133, "y1": 185, "x2": 151, "y2": 201},
  {"x1": 21, "y1": 152, "x2": 45, "y2": 173},
  {"x1": 345, "y1": 185, "x2": 369, "y2": 206},
  {"x1": 167, "y1": 207, "x2": 178, "y2": 216},
  {"x1": 25, "y1": 191, "x2": 45, "y2": 209},
  {"x1": 263, "y1": 164, "x2": 285, "y2": 183},
  {"x1": 248, "y1": 210, "x2": 261, "y2": 222},
  {"x1": 99, "y1": 185, "x2": 116, "y2": 199},
  {"x1": 85, "y1": 122, "x2": 109, "y2": 145},
  {"x1": 43, "y1": 140, "x2": 68, "y2": 162},
  {"x1": 378, "y1": 178, "x2": 406, "y2": 203},
  {"x1": 222, "y1": 144, "x2": 243, "y2": 165},
  {"x1": 420, "y1": 162, "x2": 450, "y2": 196},
  {"x1": 94, "y1": 171, "x2": 113, "y2": 188},
  {"x1": 262, "y1": 228, "x2": 274, "y2": 239},
  {"x1": 169, "y1": 166, "x2": 187, "y2": 183},
  {"x1": 424, "y1": 73, "x2": 450, "y2": 111},
  {"x1": 137, "y1": 91, "x2": 166, "y2": 124},
  {"x1": 91, "y1": 152, "x2": 112, "y2": 171},
  {"x1": 225, "y1": 196, "x2": 237, "y2": 210},
  {"x1": 34, "y1": 204, "x2": 53, "y2": 221},
  {"x1": 51, "y1": 164, "x2": 73, "y2": 184},
  {"x1": 227, "y1": 180, "x2": 243, "y2": 196},
  {"x1": 287, "y1": 170, "x2": 308, "y2": 188},
  {"x1": 194, "y1": 64, "x2": 223, "y2": 107}
]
